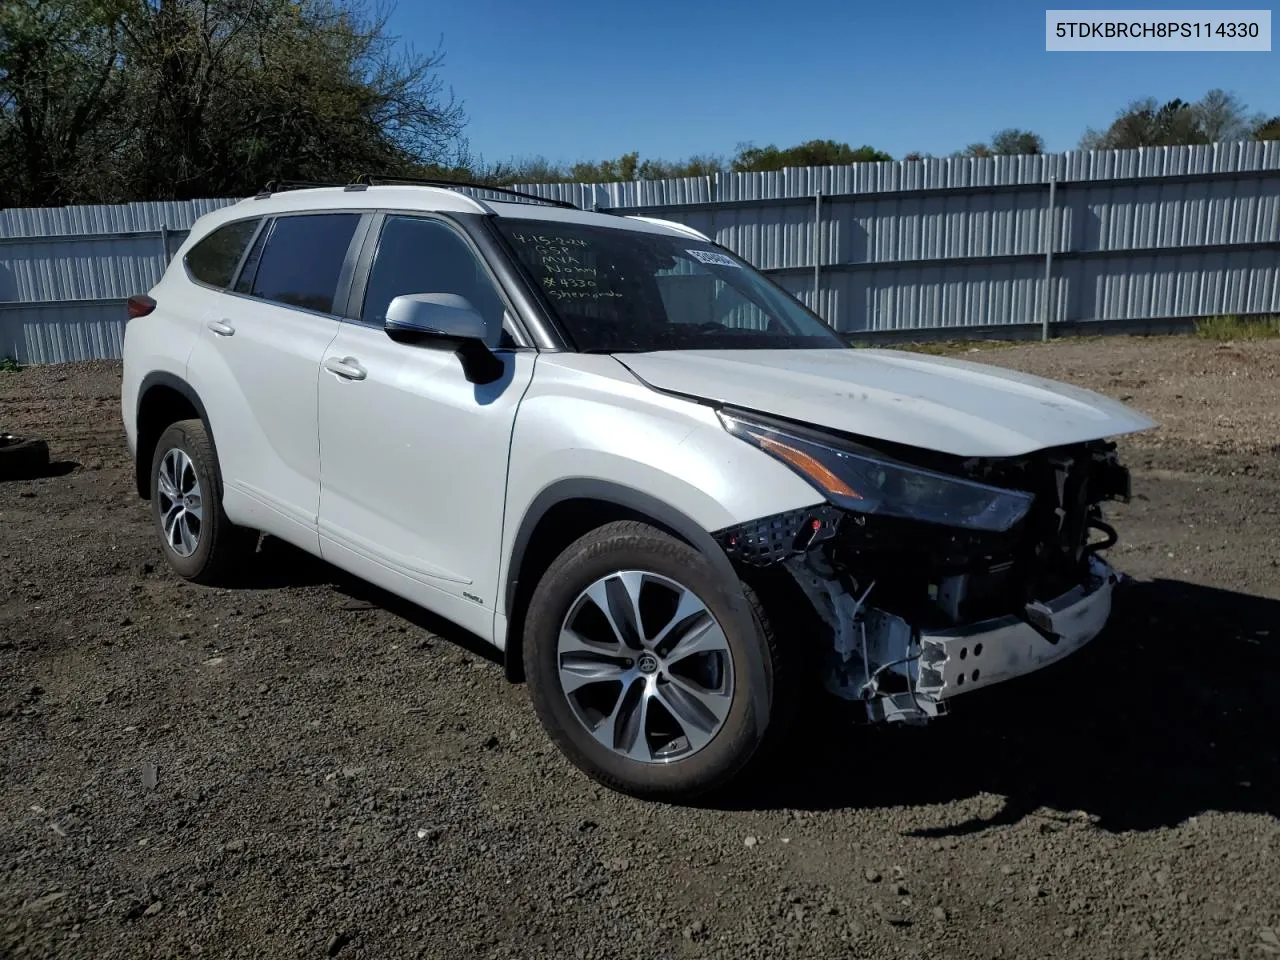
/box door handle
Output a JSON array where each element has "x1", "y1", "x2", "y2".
[
  {"x1": 206, "y1": 319, "x2": 235, "y2": 337},
  {"x1": 324, "y1": 356, "x2": 367, "y2": 381}
]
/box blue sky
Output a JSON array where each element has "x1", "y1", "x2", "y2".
[{"x1": 386, "y1": 0, "x2": 1279, "y2": 165}]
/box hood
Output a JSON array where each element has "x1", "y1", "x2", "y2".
[{"x1": 616, "y1": 348, "x2": 1156, "y2": 458}]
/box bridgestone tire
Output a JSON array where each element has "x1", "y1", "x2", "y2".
[{"x1": 522, "y1": 520, "x2": 783, "y2": 801}]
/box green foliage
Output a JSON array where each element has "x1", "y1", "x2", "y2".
[
  {"x1": 0, "y1": 0, "x2": 467, "y2": 206},
  {"x1": 989, "y1": 128, "x2": 1044, "y2": 155},
  {"x1": 1194, "y1": 314, "x2": 1280, "y2": 341},
  {"x1": 470, "y1": 151, "x2": 729, "y2": 185},
  {"x1": 730, "y1": 139, "x2": 891, "y2": 172},
  {"x1": 637, "y1": 153, "x2": 724, "y2": 180},
  {"x1": 957, "y1": 129, "x2": 1045, "y2": 158},
  {"x1": 1079, "y1": 89, "x2": 1267, "y2": 150},
  {"x1": 570, "y1": 151, "x2": 640, "y2": 182},
  {"x1": 0, "y1": 356, "x2": 23, "y2": 372},
  {"x1": 1254, "y1": 116, "x2": 1280, "y2": 140},
  {"x1": 476, "y1": 140, "x2": 896, "y2": 184}
]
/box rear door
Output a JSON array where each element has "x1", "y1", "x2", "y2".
[
  {"x1": 316, "y1": 214, "x2": 535, "y2": 641},
  {"x1": 187, "y1": 211, "x2": 370, "y2": 552}
]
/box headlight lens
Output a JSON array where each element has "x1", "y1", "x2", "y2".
[{"x1": 719, "y1": 411, "x2": 1034, "y2": 532}]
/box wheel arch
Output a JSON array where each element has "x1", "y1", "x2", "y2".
[
  {"x1": 134, "y1": 372, "x2": 216, "y2": 499},
  {"x1": 500, "y1": 479, "x2": 746, "y2": 682}
]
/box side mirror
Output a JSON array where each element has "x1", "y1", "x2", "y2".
[
  {"x1": 383, "y1": 292, "x2": 504, "y2": 386},
  {"x1": 384, "y1": 293, "x2": 487, "y2": 342}
]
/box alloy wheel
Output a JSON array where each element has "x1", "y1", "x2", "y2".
[
  {"x1": 157, "y1": 447, "x2": 203, "y2": 557},
  {"x1": 557, "y1": 571, "x2": 735, "y2": 763}
]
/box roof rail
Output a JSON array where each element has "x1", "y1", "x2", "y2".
[
  {"x1": 349, "y1": 174, "x2": 578, "y2": 209},
  {"x1": 255, "y1": 179, "x2": 347, "y2": 199}
]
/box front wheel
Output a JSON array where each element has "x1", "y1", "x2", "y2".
[{"x1": 522, "y1": 521, "x2": 783, "y2": 800}]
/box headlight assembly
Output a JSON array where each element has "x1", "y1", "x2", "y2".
[{"x1": 719, "y1": 411, "x2": 1034, "y2": 533}]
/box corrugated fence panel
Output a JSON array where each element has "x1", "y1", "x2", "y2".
[
  {"x1": 0, "y1": 235, "x2": 170, "y2": 301},
  {"x1": 2, "y1": 144, "x2": 1279, "y2": 360},
  {"x1": 1063, "y1": 248, "x2": 1280, "y2": 321},
  {"x1": 0, "y1": 197, "x2": 239, "y2": 239},
  {"x1": 1066, "y1": 175, "x2": 1280, "y2": 251},
  {"x1": 0, "y1": 299, "x2": 127, "y2": 364},
  {"x1": 838, "y1": 262, "x2": 1049, "y2": 333}
]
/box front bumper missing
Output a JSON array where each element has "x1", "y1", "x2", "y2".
[
  {"x1": 820, "y1": 556, "x2": 1118, "y2": 723},
  {"x1": 916, "y1": 556, "x2": 1117, "y2": 700}
]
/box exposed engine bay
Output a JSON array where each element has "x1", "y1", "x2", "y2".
[{"x1": 714, "y1": 438, "x2": 1133, "y2": 723}]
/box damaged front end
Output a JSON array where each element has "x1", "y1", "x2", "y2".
[{"x1": 713, "y1": 412, "x2": 1133, "y2": 724}]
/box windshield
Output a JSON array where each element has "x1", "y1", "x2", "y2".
[{"x1": 494, "y1": 218, "x2": 844, "y2": 352}]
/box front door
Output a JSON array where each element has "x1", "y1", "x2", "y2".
[{"x1": 316, "y1": 214, "x2": 536, "y2": 641}]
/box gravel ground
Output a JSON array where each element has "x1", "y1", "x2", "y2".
[{"x1": 2, "y1": 337, "x2": 1278, "y2": 960}]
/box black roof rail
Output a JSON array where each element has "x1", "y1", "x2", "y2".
[
  {"x1": 350, "y1": 174, "x2": 578, "y2": 209},
  {"x1": 255, "y1": 179, "x2": 349, "y2": 198}
]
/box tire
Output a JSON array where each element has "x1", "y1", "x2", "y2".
[
  {"x1": 0, "y1": 435, "x2": 50, "y2": 481},
  {"x1": 522, "y1": 520, "x2": 783, "y2": 801},
  {"x1": 149, "y1": 419, "x2": 254, "y2": 585}
]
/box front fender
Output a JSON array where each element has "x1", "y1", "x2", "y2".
[{"x1": 498, "y1": 354, "x2": 824, "y2": 618}]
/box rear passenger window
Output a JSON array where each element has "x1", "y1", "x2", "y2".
[
  {"x1": 185, "y1": 219, "x2": 259, "y2": 288},
  {"x1": 250, "y1": 214, "x2": 361, "y2": 314},
  {"x1": 360, "y1": 216, "x2": 511, "y2": 347}
]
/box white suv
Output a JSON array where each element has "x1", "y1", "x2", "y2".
[{"x1": 121, "y1": 178, "x2": 1155, "y2": 799}]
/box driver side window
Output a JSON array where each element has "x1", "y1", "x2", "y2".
[{"x1": 360, "y1": 216, "x2": 515, "y2": 348}]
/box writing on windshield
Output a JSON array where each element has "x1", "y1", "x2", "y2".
[{"x1": 496, "y1": 218, "x2": 843, "y2": 353}]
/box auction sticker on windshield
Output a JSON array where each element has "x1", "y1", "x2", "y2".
[{"x1": 686, "y1": 249, "x2": 740, "y2": 267}]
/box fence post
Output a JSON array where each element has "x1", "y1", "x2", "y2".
[
  {"x1": 813, "y1": 189, "x2": 822, "y2": 318},
  {"x1": 159, "y1": 224, "x2": 170, "y2": 264},
  {"x1": 1041, "y1": 176, "x2": 1057, "y2": 342}
]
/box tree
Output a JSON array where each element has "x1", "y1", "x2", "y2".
[
  {"x1": 1193, "y1": 88, "x2": 1260, "y2": 142},
  {"x1": 989, "y1": 128, "x2": 1044, "y2": 155},
  {"x1": 0, "y1": 0, "x2": 133, "y2": 207},
  {"x1": 569, "y1": 151, "x2": 640, "y2": 182},
  {"x1": 117, "y1": 0, "x2": 467, "y2": 199},
  {"x1": 0, "y1": 0, "x2": 468, "y2": 205},
  {"x1": 1254, "y1": 116, "x2": 1280, "y2": 140},
  {"x1": 730, "y1": 139, "x2": 891, "y2": 172},
  {"x1": 1079, "y1": 90, "x2": 1266, "y2": 149},
  {"x1": 638, "y1": 153, "x2": 724, "y2": 179},
  {"x1": 958, "y1": 129, "x2": 1043, "y2": 158}
]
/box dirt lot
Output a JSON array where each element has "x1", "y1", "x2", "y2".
[{"x1": 2, "y1": 336, "x2": 1279, "y2": 960}]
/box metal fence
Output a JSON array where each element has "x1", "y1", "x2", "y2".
[{"x1": 3, "y1": 142, "x2": 1279, "y2": 363}]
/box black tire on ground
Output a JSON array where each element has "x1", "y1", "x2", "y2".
[
  {"x1": 522, "y1": 520, "x2": 784, "y2": 801},
  {"x1": 149, "y1": 419, "x2": 255, "y2": 585},
  {"x1": 0, "y1": 435, "x2": 50, "y2": 481}
]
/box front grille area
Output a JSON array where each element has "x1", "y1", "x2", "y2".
[
  {"x1": 714, "y1": 439, "x2": 1130, "y2": 630},
  {"x1": 976, "y1": 442, "x2": 1126, "y2": 603},
  {"x1": 823, "y1": 441, "x2": 1126, "y2": 626}
]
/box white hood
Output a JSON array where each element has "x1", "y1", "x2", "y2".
[{"x1": 617, "y1": 348, "x2": 1156, "y2": 458}]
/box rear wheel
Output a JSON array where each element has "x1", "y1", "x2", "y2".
[
  {"x1": 523, "y1": 521, "x2": 783, "y2": 800},
  {"x1": 150, "y1": 419, "x2": 255, "y2": 584}
]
